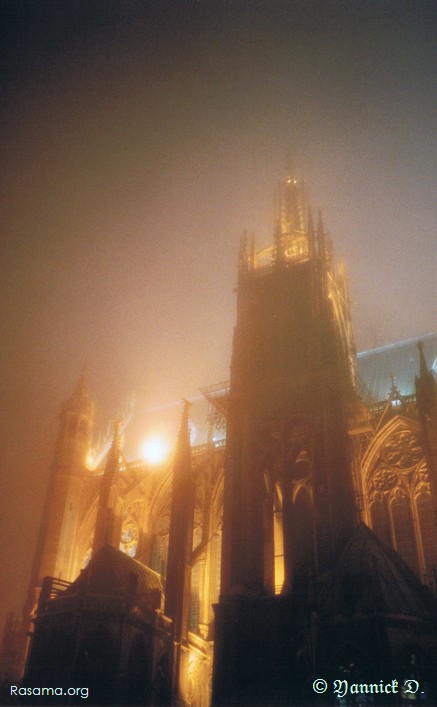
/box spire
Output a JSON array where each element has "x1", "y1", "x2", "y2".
[
  {"x1": 279, "y1": 170, "x2": 306, "y2": 235},
  {"x1": 285, "y1": 151, "x2": 293, "y2": 179},
  {"x1": 389, "y1": 372, "x2": 400, "y2": 396},
  {"x1": 273, "y1": 219, "x2": 284, "y2": 266},
  {"x1": 92, "y1": 419, "x2": 122, "y2": 555},
  {"x1": 317, "y1": 209, "x2": 326, "y2": 261},
  {"x1": 416, "y1": 340, "x2": 437, "y2": 398},
  {"x1": 62, "y1": 367, "x2": 93, "y2": 422},
  {"x1": 71, "y1": 365, "x2": 89, "y2": 403},
  {"x1": 59, "y1": 364, "x2": 91, "y2": 414},
  {"x1": 164, "y1": 399, "x2": 194, "y2": 643},
  {"x1": 177, "y1": 398, "x2": 191, "y2": 459},
  {"x1": 418, "y1": 340, "x2": 431, "y2": 380},
  {"x1": 307, "y1": 206, "x2": 315, "y2": 259},
  {"x1": 250, "y1": 234, "x2": 256, "y2": 269},
  {"x1": 105, "y1": 418, "x2": 122, "y2": 475},
  {"x1": 239, "y1": 231, "x2": 248, "y2": 273}
]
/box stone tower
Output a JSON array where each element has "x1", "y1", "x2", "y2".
[
  {"x1": 213, "y1": 169, "x2": 359, "y2": 704},
  {"x1": 22, "y1": 371, "x2": 93, "y2": 667}
]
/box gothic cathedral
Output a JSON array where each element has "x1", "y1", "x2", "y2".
[{"x1": 3, "y1": 170, "x2": 437, "y2": 705}]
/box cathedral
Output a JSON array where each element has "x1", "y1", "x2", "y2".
[{"x1": 2, "y1": 170, "x2": 437, "y2": 705}]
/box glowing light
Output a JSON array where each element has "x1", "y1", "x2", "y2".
[
  {"x1": 140, "y1": 437, "x2": 168, "y2": 465},
  {"x1": 86, "y1": 449, "x2": 96, "y2": 470}
]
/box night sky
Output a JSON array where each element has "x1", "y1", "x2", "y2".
[{"x1": 1, "y1": 1, "x2": 436, "y2": 637}]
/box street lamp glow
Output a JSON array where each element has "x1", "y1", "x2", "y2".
[{"x1": 141, "y1": 437, "x2": 168, "y2": 465}]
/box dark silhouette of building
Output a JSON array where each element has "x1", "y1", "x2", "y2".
[
  {"x1": 212, "y1": 174, "x2": 437, "y2": 705},
  {"x1": 4, "y1": 170, "x2": 437, "y2": 705}
]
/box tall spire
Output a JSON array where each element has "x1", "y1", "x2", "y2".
[
  {"x1": 273, "y1": 219, "x2": 284, "y2": 266},
  {"x1": 317, "y1": 209, "x2": 326, "y2": 261},
  {"x1": 285, "y1": 151, "x2": 293, "y2": 179},
  {"x1": 239, "y1": 231, "x2": 248, "y2": 273},
  {"x1": 164, "y1": 400, "x2": 194, "y2": 641},
  {"x1": 415, "y1": 340, "x2": 437, "y2": 406},
  {"x1": 250, "y1": 234, "x2": 256, "y2": 269},
  {"x1": 279, "y1": 171, "x2": 306, "y2": 236},
  {"x1": 61, "y1": 368, "x2": 93, "y2": 426},
  {"x1": 106, "y1": 418, "x2": 122, "y2": 471},
  {"x1": 92, "y1": 419, "x2": 122, "y2": 555},
  {"x1": 69, "y1": 365, "x2": 90, "y2": 406},
  {"x1": 164, "y1": 400, "x2": 195, "y2": 703},
  {"x1": 77, "y1": 364, "x2": 88, "y2": 393},
  {"x1": 307, "y1": 206, "x2": 315, "y2": 259},
  {"x1": 418, "y1": 340, "x2": 433, "y2": 381},
  {"x1": 416, "y1": 341, "x2": 437, "y2": 401}
]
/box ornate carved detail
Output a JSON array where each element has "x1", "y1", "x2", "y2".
[
  {"x1": 372, "y1": 468, "x2": 398, "y2": 492},
  {"x1": 415, "y1": 482, "x2": 431, "y2": 498},
  {"x1": 390, "y1": 485, "x2": 408, "y2": 501},
  {"x1": 369, "y1": 489, "x2": 385, "y2": 505},
  {"x1": 417, "y1": 466, "x2": 430, "y2": 483},
  {"x1": 381, "y1": 430, "x2": 422, "y2": 469}
]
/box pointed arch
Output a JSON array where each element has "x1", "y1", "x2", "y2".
[
  {"x1": 362, "y1": 415, "x2": 427, "y2": 579},
  {"x1": 362, "y1": 415, "x2": 422, "y2": 489}
]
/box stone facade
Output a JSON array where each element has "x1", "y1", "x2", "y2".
[{"x1": 3, "y1": 171, "x2": 437, "y2": 705}]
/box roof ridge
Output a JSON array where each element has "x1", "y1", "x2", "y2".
[{"x1": 357, "y1": 333, "x2": 435, "y2": 358}]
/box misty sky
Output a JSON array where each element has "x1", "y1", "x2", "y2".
[{"x1": 0, "y1": 1, "x2": 436, "y2": 634}]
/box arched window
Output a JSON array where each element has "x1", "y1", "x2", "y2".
[
  {"x1": 120, "y1": 524, "x2": 138, "y2": 558},
  {"x1": 273, "y1": 483, "x2": 284, "y2": 595},
  {"x1": 390, "y1": 490, "x2": 419, "y2": 574},
  {"x1": 150, "y1": 535, "x2": 167, "y2": 577},
  {"x1": 119, "y1": 512, "x2": 138, "y2": 558}
]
